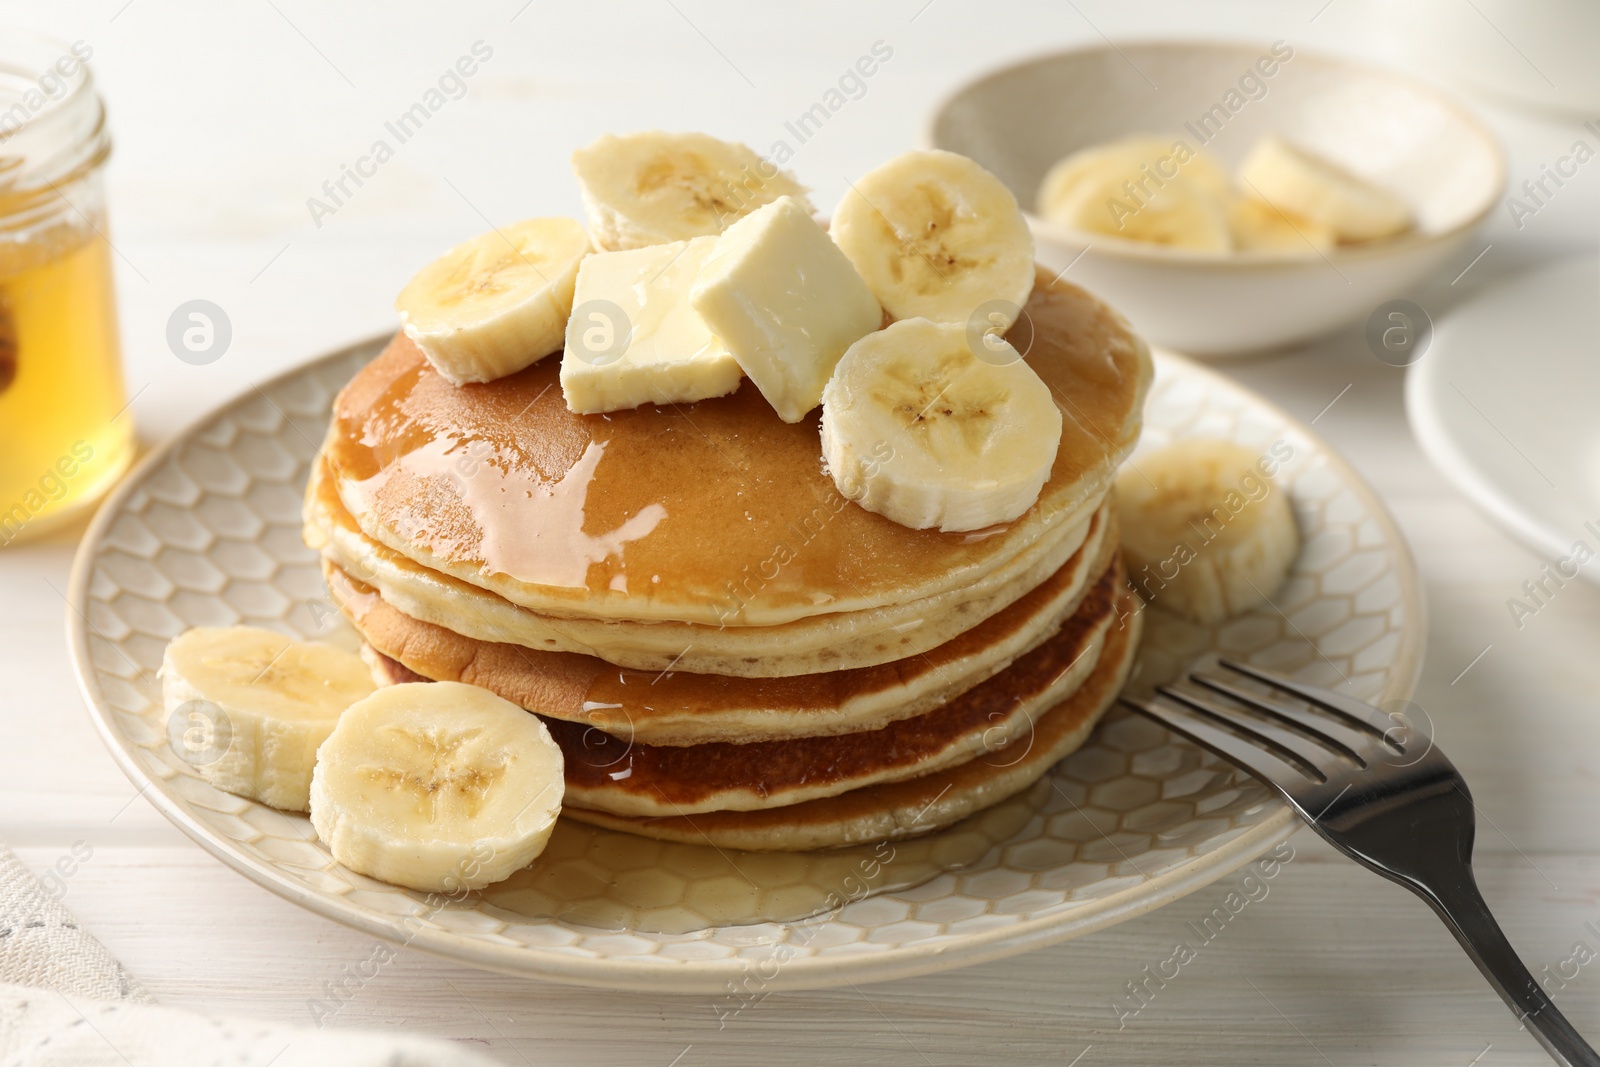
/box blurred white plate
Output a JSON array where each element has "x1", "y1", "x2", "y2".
[{"x1": 1408, "y1": 256, "x2": 1600, "y2": 582}]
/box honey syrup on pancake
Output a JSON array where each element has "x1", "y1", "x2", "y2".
[
  {"x1": 325, "y1": 269, "x2": 1146, "y2": 624},
  {"x1": 478, "y1": 778, "x2": 1047, "y2": 934},
  {"x1": 547, "y1": 559, "x2": 1121, "y2": 814}
]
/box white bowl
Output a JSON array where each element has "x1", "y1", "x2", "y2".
[{"x1": 927, "y1": 41, "x2": 1506, "y2": 356}]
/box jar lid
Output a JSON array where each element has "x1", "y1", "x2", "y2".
[{"x1": 0, "y1": 33, "x2": 108, "y2": 195}]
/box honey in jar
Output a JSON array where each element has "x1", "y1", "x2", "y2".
[{"x1": 0, "y1": 35, "x2": 130, "y2": 546}]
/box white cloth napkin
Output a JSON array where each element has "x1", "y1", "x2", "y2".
[
  {"x1": 0, "y1": 846, "x2": 147, "y2": 1004},
  {"x1": 0, "y1": 845, "x2": 502, "y2": 1067}
]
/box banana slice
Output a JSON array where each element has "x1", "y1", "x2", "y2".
[
  {"x1": 831, "y1": 149, "x2": 1035, "y2": 329},
  {"x1": 572, "y1": 131, "x2": 814, "y2": 251},
  {"x1": 1116, "y1": 439, "x2": 1300, "y2": 624},
  {"x1": 1228, "y1": 195, "x2": 1336, "y2": 254},
  {"x1": 396, "y1": 217, "x2": 590, "y2": 386},
  {"x1": 820, "y1": 317, "x2": 1062, "y2": 532},
  {"x1": 161, "y1": 626, "x2": 375, "y2": 812},
  {"x1": 1040, "y1": 140, "x2": 1232, "y2": 253},
  {"x1": 309, "y1": 681, "x2": 564, "y2": 893},
  {"x1": 1037, "y1": 136, "x2": 1231, "y2": 220},
  {"x1": 1236, "y1": 136, "x2": 1412, "y2": 243}
]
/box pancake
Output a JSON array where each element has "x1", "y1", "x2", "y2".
[
  {"x1": 308, "y1": 465, "x2": 1111, "y2": 676},
  {"x1": 366, "y1": 554, "x2": 1123, "y2": 817},
  {"x1": 318, "y1": 269, "x2": 1151, "y2": 629},
  {"x1": 561, "y1": 584, "x2": 1143, "y2": 850},
  {"x1": 328, "y1": 506, "x2": 1117, "y2": 745}
]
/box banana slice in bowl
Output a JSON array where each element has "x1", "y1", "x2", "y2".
[
  {"x1": 309, "y1": 681, "x2": 565, "y2": 894},
  {"x1": 1227, "y1": 195, "x2": 1336, "y2": 254},
  {"x1": 395, "y1": 217, "x2": 591, "y2": 386},
  {"x1": 1037, "y1": 136, "x2": 1235, "y2": 252},
  {"x1": 1037, "y1": 136, "x2": 1232, "y2": 212},
  {"x1": 831, "y1": 149, "x2": 1035, "y2": 329},
  {"x1": 1045, "y1": 166, "x2": 1233, "y2": 252},
  {"x1": 160, "y1": 626, "x2": 375, "y2": 812},
  {"x1": 1237, "y1": 135, "x2": 1412, "y2": 243},
  {"x1": 820, "y1": 317, "x2": 1061, "y2": 533}
]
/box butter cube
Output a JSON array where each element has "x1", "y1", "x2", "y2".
[
  {"x1": 560, "y1": 235, "x2": 744, "y2": 414},
  {"x1": 691, "y1": 196, "x2": 881, "y2": 423}
]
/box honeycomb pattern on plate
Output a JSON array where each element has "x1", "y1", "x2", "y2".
[{"x1": 69, "y1": 341, "x2": 1423, "y2": 991}]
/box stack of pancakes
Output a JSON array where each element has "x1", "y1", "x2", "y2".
[{"x1": 303, "y1": 271, "x2": 1153, "y2": 851}]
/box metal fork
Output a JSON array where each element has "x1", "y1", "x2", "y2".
[{"x1": 1121, "y1": 658, "x2": 1599, "y2": 1067}]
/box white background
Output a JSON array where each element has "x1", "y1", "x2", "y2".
[{"x1": 3, "y1": 1, "x2": 1600, "y2": 1064}]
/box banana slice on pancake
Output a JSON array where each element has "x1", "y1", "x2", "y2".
[
  {"x1": 1116, "y1": 439, "x2": 1300, "y2": 624},
  {"x1": 821, "y1": 317, "x2": 1061, "y2": 533},
  {"x1": 572, "y1": 130, "x2": 813, "y2": 251},
  {"x1": 831, "y1": 149, "x2": 1035, "y2": 328},
  {"x1": 395, "y1": 216, "x2": 590, "y2": 386},
  {"x1": 161, "y1": 626, "x2": 375, "y2": 812},
  {"x1": 1236, "y1": 136, "x2": 1411, "y2": 242},
  {"x1": 309, "y1": 681, "x2": 565, "y2": 893}
]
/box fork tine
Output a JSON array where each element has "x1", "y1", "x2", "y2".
[
  {"x1": 1157, "y1": 684, "x2": 1351, "y2": 782},
  {"x1": 1189, "y1": 671, "x2": 1375, "y2": 764},
  {"x1": 1119, "y1": 694, "x2": 1321, "y2": 792},
  {"x1": 1217, "y1": 658, "x2": 1404, "y2": 739}
]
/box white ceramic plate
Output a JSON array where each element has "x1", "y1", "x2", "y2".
[
  {"x1": 68, "y1": 340, "x2": 1422, "y2": 992},
  {"x1": 1408, "y1": 256, "x2": 1600, "y2": 583}
]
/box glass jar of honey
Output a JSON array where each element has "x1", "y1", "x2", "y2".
[{"x1": 0, "y1": 34, "x2": 130, "y2": 547}]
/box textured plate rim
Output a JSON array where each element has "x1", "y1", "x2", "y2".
[{"x1": 66, "y1": 338, "x2": 1425, "y2": 993}]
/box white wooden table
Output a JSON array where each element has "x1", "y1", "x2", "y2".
[{"x1": 5, "y1": 1, "x2": 1600, "y2": 1063}]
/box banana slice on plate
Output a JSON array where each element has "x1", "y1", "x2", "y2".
[
  {"x1": 1236, "y1": 136, "x2": 1412, "y2": 243},
  {"x1": 831, "y1": 149, "x2": 1035, "y2": 329},
  {"x1": 396, "y1": 217, "x2": 591, "y2": 386},
  {"x1": 1228, "y1": 195, "x2": 1336, "y2": 254},
  {"x1": 1116, "y1": 439, "x2": 1300, "y2": 624},
  {"x1": 820, "y1": 317, "x2": 1062, "y2": 533},
  {"x1": 572, "y1": 131, "x2": 814, "y2": 251},
  {"x1": 309, "y1": 681, "x2": 564, "y2": 893},
  {"x1": 161, "y1": 626, "x2": 375, "y2": 812},
  {"x1": 1037, "y1": 136, "x2": 1231, "y2": 220}
]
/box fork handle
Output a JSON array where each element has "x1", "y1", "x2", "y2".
[{"x1": 1420, "y1": 872, "x2": 1600, "y2": 1067}]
